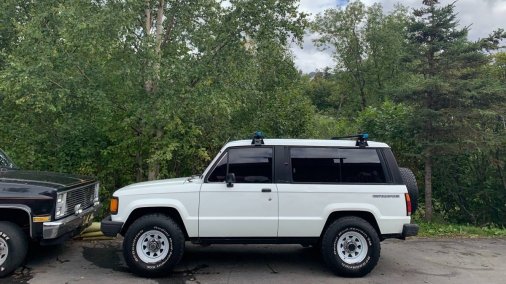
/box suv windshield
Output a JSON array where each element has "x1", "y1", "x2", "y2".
[{"x1": 0, "y1": 149, "x2": 17, "y2": 169}]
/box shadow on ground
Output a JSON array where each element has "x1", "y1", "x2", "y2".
[{"x1": 82, "y1": 241, "x2": 326, "y2": 284}]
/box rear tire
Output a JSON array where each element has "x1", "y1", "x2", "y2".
[
  {"x1": 321, "y1": 217, "x2": 380, "y2": 277},
  {"x1": 399, "y1": 167, "x2": 419, "y2": 214},
  {"x1": 0, "y1": 222, "x2": 28, "y2": 278},
  {"x1": 123, "y1": 214, "x2": 185, "y2": 277}
]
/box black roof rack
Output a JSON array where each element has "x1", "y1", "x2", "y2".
[
  {"x1": 331, "y1": 133, "x2": 369, "y2": 148},
  {"x1": 251, "y1": 131, "x2": 265, "y2": 146}
]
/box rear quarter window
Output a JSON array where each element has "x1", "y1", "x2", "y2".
[
  {"x1": 339, "y1": 149, "x2": 386, "y2": 183},
  {"x1": 289, "y1": 147, "x2": 386, "y2": 184}
]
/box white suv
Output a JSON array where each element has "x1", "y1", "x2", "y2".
[{"x1": 101, "y1": 134, "x2": 419, "y2": 277}]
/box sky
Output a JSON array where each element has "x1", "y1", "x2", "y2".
[{"x1": 293, "y1": 0, "x2": 506, "y2": 73}]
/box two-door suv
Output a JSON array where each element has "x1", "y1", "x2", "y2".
[
  {"x1": 101, "y1": 133, "x2": 419, "y2": 277},
  {"x1": 0, "y1": 149, "x2": 100, "y2": 277}
]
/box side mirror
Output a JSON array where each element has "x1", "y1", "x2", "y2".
[{"x1": 226, "y1": 173, "x2": 235, "y2": 188}]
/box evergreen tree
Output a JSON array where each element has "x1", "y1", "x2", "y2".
[{"x1": 399, "y1": 0, "x2": 506, "y2": 221}]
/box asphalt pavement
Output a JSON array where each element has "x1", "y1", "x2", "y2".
[{"x1": 1, "y1": 237, "x2": 505, "y2": 284}]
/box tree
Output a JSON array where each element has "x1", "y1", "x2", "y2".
[
  {"x1": 398, "y1": 0, "x2": 506, "y2": 221},
  {"x1": 312, "y1": 1, "x2": 408, "y2": 111},
  {"x1": 313, "y1": 1, "x2": 368, "y2": 110},
  {"x1": 0, "y1": 0, "x2": 313, "y2": 201}
]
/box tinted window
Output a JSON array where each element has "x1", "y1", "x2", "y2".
[
  {"x1": 290, "y1": 147, "x2": 386, "y2": 183},
  {"x1": 228, "y1": 148, "x2": 273, "y2": 183},
  {"x1": 208, "y1": 152, "x2": 228, "y2": 182},
  {"x1": 291, "y1": 147, "x2": 340, "y2": 183},
  {"x1": 339, "y1": 149, "x2": 386, "y2": 183}
]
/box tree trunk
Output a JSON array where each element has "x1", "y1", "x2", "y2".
[
  {"x1": 496, "y1": 150, "x2": 506, "y2": 191},
  {"x1": 424, "y1": 154, "x2": 433, "y2": 221},
  {"x1": 144, "y1": 0, "x2": 153, "y2": 92},
  {"x1": 359, "y1": 86, "x2": 366, "y2": 111},
  {"x1": 136, "y1": 150, "x2": 143, "y2": 182},
  {"x1": 145, "y1": 0, "x2": 165, "y2": 181},
  {"x1": 148, "y1": 128, "x2": 163, "y2": 180}
]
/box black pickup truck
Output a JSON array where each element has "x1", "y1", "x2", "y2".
[{"x1": 0, "y1": 149, "x2": 100, "y2": 277}]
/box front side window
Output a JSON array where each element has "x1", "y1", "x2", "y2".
[
  {"x1": 290, "y1": 147, "x2": 386, "y2": 183},
  {"x1": 207, "y1": 152, "x2": 228, "y2": 182},
  {"x1": 207, "y1": 147, "x2": 273, "y2": 183},
  {"x1": 228, "y1": 147, "x2": 273, "y2": 183}
]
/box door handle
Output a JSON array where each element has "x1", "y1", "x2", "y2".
[{"x1": 261, "y1": 188, "x2": 272, "y2": 192}]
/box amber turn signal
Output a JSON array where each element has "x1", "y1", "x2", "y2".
[
  {"x1": 110, "y1": 197, "x2": 119, "y2": 214},
  {"x1": 32, "y1": 215, "x2": 51, "y2": 222}
]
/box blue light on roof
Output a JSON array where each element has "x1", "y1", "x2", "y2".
[{"x1": 254, "y1": 131, "x2": 264, "y2": 138}]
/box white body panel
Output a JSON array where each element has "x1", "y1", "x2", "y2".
[
  {"x1": 277, "y1": 184, "x2": 409, "y2": 236},
  {"x1": 110, "y1": 177, "x2": 201, "y2": 237},
  {"x1": 199, "y1": 183, "x2": 278, "y2": 237}
]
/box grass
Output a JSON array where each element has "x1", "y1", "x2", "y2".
[{"x1": 415, "y1": 220, "x2": 506, "y2": 238}]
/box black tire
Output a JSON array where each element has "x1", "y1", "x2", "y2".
[
  {"x1": 399, "y1": 167, "x2": 419, "y2": 214},
  {"x1": 123, "y1": 214, "x2": 185, "y2": 277},
  {"x1": 0, "y1": 222, "x2": 28, "y2": 278},
  {"x1": 321, "y1": 217, "x2": 380, "y2": 277}
]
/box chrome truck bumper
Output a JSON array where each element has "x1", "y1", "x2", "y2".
[{"x1": 43, "y1": 202, "x2": 100, "y2": 239}]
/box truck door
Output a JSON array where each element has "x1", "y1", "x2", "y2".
[{"x1": 199, "y1": 147, "x2": 278, "y2": 237}]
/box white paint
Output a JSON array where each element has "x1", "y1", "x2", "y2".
[{"x1": 199, "y1": 183, "x2": 278, "y2": 237}]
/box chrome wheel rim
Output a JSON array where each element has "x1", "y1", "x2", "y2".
[
  {"x1": 135, "y1": 230, "x2": 170, "y2": 263},
  {"x1": 336, "y1": 231, "x2": 368, "y2": 264},
  {"x1": 0, "y1": 238, "x2": 8, "y2": 266}
]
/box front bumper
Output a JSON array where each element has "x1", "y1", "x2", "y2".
[
  {"x1": 101, "y1": 215, "x2": 124, "y2": 237},
  {"x1": 402, "y1": 223, "x2": 419, "y2": 237},
  {"x1": 43, "y1": 202, "x2": 100, "y2": 239}
]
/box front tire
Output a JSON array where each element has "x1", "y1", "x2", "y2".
[
  {"x1": 123, "y1": 214, "x2": 185, "y2": 277},
  {"x1": 321, "y1": 217, "x2": 380, "y2": 277},
  {"x1": 0, "y1": 222, "x2": 28, "y2": 278}
]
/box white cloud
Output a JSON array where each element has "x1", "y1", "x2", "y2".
[
  {"x1": 298, "y1": 0, "x2": 340, "y2": 18},
  {"x1": 292, "y1": 32, "x2": 335, "y2": 72},
  {"x1": 292, "y1": 0, "x2": 506, "y2": 73}
]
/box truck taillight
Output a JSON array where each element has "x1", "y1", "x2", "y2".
[{"x1": 405, "y1": 193, "x2": 412, "y2": 216}]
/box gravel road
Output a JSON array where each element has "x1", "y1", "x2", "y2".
[{"x1": 1, "y1": 238, "x2": 505, "y2": 284}]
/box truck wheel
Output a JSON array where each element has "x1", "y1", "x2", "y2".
[
  {"x1": 321, "y1": 217, "x2": 380, "y2": 277},
  {"x1": 0, "y1": 222, "x2": 28, "y2": 277},
  {"x1": 123, "y1": 214, "x2": 185, "y2": 277},
  {"x1": 399, "y1": 167, "x2": 419, "y2": 214}
]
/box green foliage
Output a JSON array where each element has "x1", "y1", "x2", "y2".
[
  {"x1": 414, "y1": 216, "x2": 506, "y2": 238},
  {"x1": 357, "y1": 101, "x2": 422, "y2": 168},
  {"x1": 0, "y1": 0, "x2": 505, "y2": 227},
  {"x1": 309, "y1": 115, "x2": 358, "y2": 139},
  {"x1": 309, "y1": 0, "x2": 505, "y2": 226},
  {"x1": 312, "y1": 1, "x2": 409, "y2": 110},
  {"x1": 0, "y1": 0, "x2": 313, "y2": 213},
  {"x1": 392, "y1": 0, "x2": 506, "y2": 221}
]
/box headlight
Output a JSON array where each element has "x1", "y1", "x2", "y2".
[
  {"x1": 94, "y1": 183, "x2": 100, "y2": 203},
  {"x1": 55, "y1": 192, "x2": 68, "y2": 218}
]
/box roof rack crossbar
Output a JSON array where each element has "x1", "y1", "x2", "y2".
[{"x1": 331, "y1": 133, "x2": 369, "y2": 148}]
